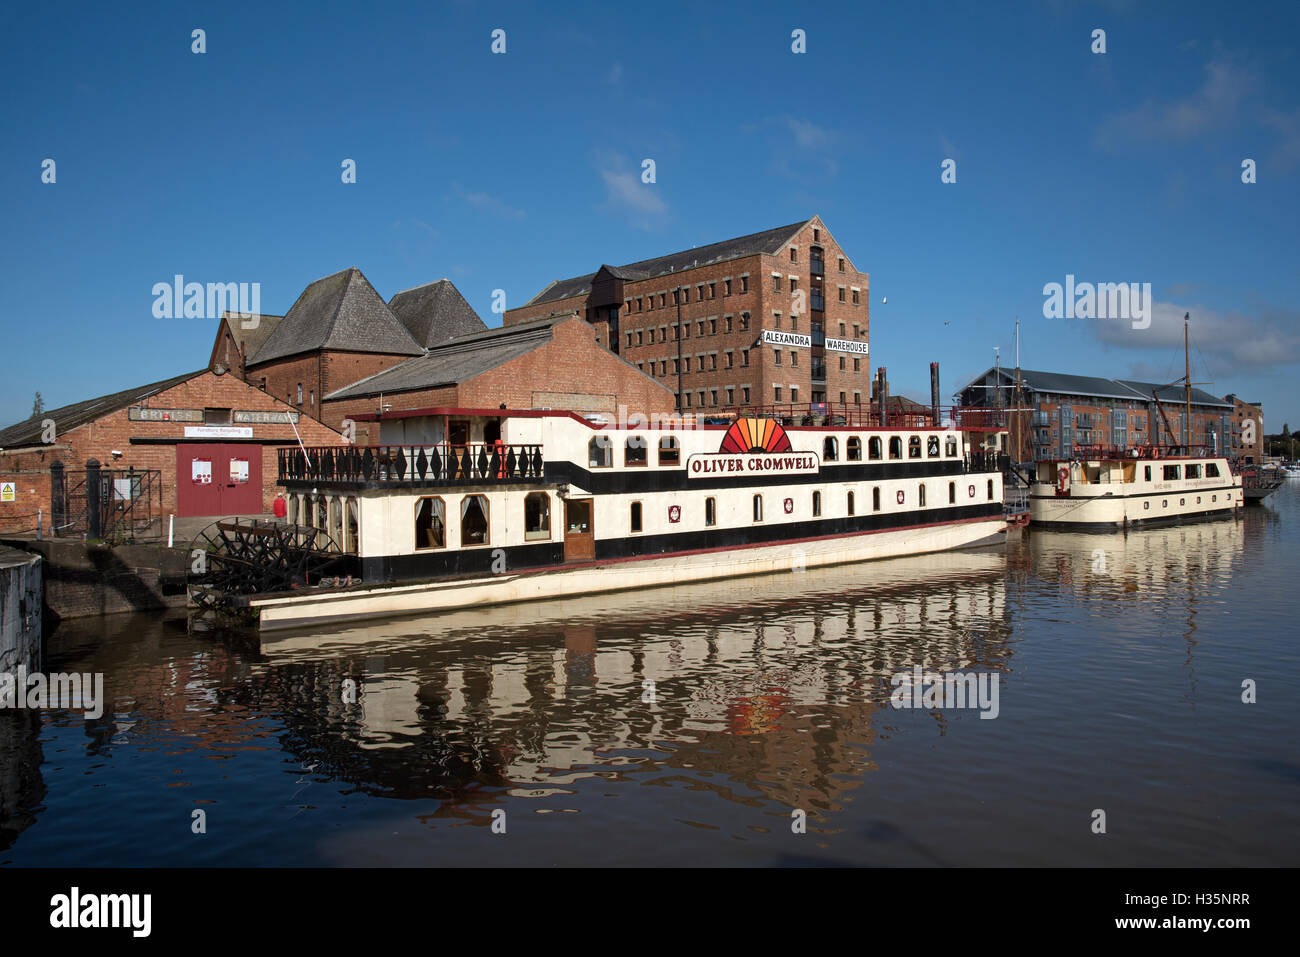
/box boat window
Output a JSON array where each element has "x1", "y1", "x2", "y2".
[
  {"x1": 987, "y1": 479, "x2": 994, "y2": 500},
  {"x1": 949, "y1": 481, "x2": 956, "y2": 504},
  {"x1": 1163, "y1": 465, "x2": 1181, "y2": 481},
  {"x1": 630, "y1": 501, "x2": 643, "y2": 533},
  {"x1": 869, "y1": 437, "x2": 882, "y2": 460},
  {"x1": 848, "y1": 491, "x2": 855, "y2": 515},
  {"x1": 945, "y1": 436, "x2": 958, "y2": 457},
  {"x1": 1185, "y1": 463, "x2": 1201, "y2": 479},
  {"x1": 705, "y1": 497, "x2": 717, "y2": 526},
  {"x1": 753, "y1": 494, "x2": 763, "y2": 522},
  {"x1": 888, "y1": 437, "x2": 902, "y2": 460},
  {"x1": 460, "y1": 495, "x2": 489, "y2": 546},
  {"x1": 524, "y1": 492, "x2": 550, "y2": 541},
  {"x1": 626, "y1": 435, "x2": 648, "y2": 467},
  {"x1": 927, "y1": 436, "x2": 940, "y2": 457},
  {"x1": 813, "y1": 490, "x2": 822, "y2": 516},
  {"x1": 1145, "y1": 466, "x2": 1152, "y2": 481},
  {"x1": 847, "y1": 437, "x2": 862, "y2": 461},
  {"x1": 823, "y1": 437, "x2": 839, "y2": 461},
  {"x1": 415, "y1": 496, "x2": 445, "y2": 550},
  {"x1": 908, "y1": 437, "x2": 922, "y2": 459},
  {"x1": 919, "y1": 484, "x2": 927, "y2": 507},
  {"x1": 658, "y1": 435, "x2": 680, "y2": 466},
  {"x1": 589, "y1": 436, "x2": 612, "y2": 468},
  {"x1": 1206, "y1": 463, "x2": 1220, "y2": 478},
  {"x1": 872, "y1": 487, "x2": 881, "y2": 512}
]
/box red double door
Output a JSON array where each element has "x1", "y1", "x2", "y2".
[{"x1": 176, "y1": 444, "x2": 263, "y2": 517}]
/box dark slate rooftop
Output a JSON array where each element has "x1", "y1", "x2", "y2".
[
  {"x1": 220, "y1": 311, "x2": 284, "y2": 362},
  {"x1": 969, "y1": 367, "x2": 1232, "y2": 408},
  {"x1": 0, "y1": 369, "x2": 206, "y2": 449},
  {"x1": 523, "y1": 219, "x2": 812, "y2": 307},
  {"x1": 325, "y1": 316, "x2": 563, "y2": 400},
  {"x1": 248, "y1": 267, "x2": 424, "y2": 366},
  {"x1": 1117, "y1": 379, "x2": 1232, "y2": 409},
  {"x1": 388, "y1": 279, "x2": 487, "y2": 348}
]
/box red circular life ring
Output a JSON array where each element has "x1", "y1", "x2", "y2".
[
  {"x1": 968, "y1": 484, "x2": 976, "y2": 498},
  {"x1": 1057, "y1": 467, "x2": 1069, "y2": 494},
  {"x1": 896, "y1": 490, "x2": 905, "y2": 505}
]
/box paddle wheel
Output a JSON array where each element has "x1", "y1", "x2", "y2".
[{"x1": 186, "y1": 518, "x2": 356, "y2": 613}]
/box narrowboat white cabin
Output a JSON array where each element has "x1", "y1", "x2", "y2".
[{"x1": 1028, "y1": 446, "x2": 1242, "y2": 529}]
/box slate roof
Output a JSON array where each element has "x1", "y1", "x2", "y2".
[
  {"x1": 0, "y1": 369, "x2": 206, "y2": 449},
  {"x1": 388, "y1": 279, "x2": 487, "y2": 348},
  {"x1": 220, "y1": 311, "x2": 284, "y2": 362},
  {"x1": 966, "y1": 367, "x2": 1232, "y2": 408},
  {"x1": 1117, "y1": 379, "x2": 1232, "y2": 409},
  {"x1": 524, "y1": 219, "x2": 811, "y2": 307},
  {"x1": 248, "y1": 267, "x2": 424, "y2": 366},
  {"x1": 325, "y1": 317, "x2": 562, "y2": 400}
]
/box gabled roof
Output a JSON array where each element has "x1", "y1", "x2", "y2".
[
  {"x1": 325, "y1": 316, "x2": 563, "y2": 400},
  {"x1": 0, "y1": 369, "x2": 206, "y2": 448},
  {"x1": 248, "y1": 267, "x2": 424, "y2": 366},
  {"x1": 523, "y1": 218, "x2": 811, "y2": 307},
  {"x1": 219, "y1": 311, "x2": 284, "y2": 361},
  {"x1": 388, "y1": 279, "x2": 487, "y2": 348}
]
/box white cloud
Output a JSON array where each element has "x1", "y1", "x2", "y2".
[
  {"x1": 598, "y1": 158, "x2": 668, "y2": 229},
  {"x1": 1096, "y1": 60, "x2": 1252, "y2": 149},
  {"x1": 458, "y1": 187, "x2": 526, "y2": 221},
  {"x1": 1091, "y1": 299, "x2": 1300, "y2": 369}
]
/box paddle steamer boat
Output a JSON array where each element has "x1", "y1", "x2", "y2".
[{"x1": 228, "y1": 405, "x2": 1007, "y2": 630}]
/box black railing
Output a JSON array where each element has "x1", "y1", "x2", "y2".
[{"x1": 279, "y1": 443, "x2": 545, "y2": 486}]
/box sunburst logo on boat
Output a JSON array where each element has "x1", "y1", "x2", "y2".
[
  {"x1": 688, "y1": 418, "x2": 817, "y2": 479},
  {"x1": 719, "y1": 417, "x2": 794, "y2": 454}
]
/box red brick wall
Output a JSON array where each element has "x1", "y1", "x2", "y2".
[
  {"x1": 500, "y1": 216, "x2": 873, "y2": 411},
  {"x1": 319, "y1": 317, "x2": 675, "y2": 430},
  {"x1": 0, "y1": 371, "x2": 346, "y2": 533},
  {"x1": 249, "y1": 351, "x2": 418, "y2": 425},
  {"x1": 504, "y1": 296, "x2": 587, "y2": 327}
]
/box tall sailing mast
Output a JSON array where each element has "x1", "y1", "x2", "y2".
[{"x1": 1184, "y1": 312, "x2": 1192, "y2": 450}]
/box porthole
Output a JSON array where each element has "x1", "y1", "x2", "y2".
[
  {"x1": 1179, "y1": 498, "x2": 1185, "y2": 506},
  {"x1": 1143, "y1": 501, "x2": 1150, "y2": 510},
  {"x1": 968, "y1": 484, "x2": 976, "y2": 498},
  {"x1": 1162, "y1": 500, "x2": 1168, "y2": 508},
  {"x1": 896, "y1": 490, "x2": 905, "y2": 505}
]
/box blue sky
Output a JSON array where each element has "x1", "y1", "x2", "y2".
[{"x1": 2, "y1": 0, "x2": 1298, "y2": 429}]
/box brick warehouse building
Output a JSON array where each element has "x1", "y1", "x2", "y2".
[
  {"x1": 503, "y1": 216, "x2": 873, "y2": 414},
  {"x1": 1224, "y1": 394, "x2": 1265, "y2": 464},
  {"x1": 957, "y1": 367, "x2": 1235, "y2": 462},
  {"x1": 323, "y1": 314, "x2": 677, "y2": 446},
  {"x1": 0, "y1": 369, "x2": 345, "y2": 534}
]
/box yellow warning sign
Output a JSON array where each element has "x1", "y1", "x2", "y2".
[{"x1": 0, "y1": 482, "x2": 15, "y2": 503}]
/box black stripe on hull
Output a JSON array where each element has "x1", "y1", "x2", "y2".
[
  {"x1": 361, "y1": 502, "x2": 1004, "y2": 582},
  {"x1": 1029, "y1": 507, "x2": 1238, "y2": 533}
]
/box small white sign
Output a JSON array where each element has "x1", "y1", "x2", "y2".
[
  {"x1": 761, "y1": 330, "x2": 812, "y2": 348},
  {"x1": 0, "y1": 481, "x2": 15, "y2": 503},
  {"x1": 826, "y1": 336, "x2": 869, "y2": 355},
  {"x1": 184, "y1": 426, "x2": 253, "y2": 438}
]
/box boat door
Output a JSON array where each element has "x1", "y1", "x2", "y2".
[{"x1": 563, "y1": 498, "x2": 595, "y2": 562}]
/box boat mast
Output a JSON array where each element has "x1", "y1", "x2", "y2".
[{"x1": 1184, "y1": 312, "x2": 1192, "y2": 451}]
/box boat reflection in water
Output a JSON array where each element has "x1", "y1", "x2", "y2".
[{"x1": 255, "y1": 548, "x2": 1012, "y2": 822}]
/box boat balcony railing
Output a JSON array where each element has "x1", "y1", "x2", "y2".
[
  {"x1": 279, "y1": 443, "x2": 545, "y2": 486},
  {"x1": 710, "y1": 403, "x2": 1000, "y2": 431}
]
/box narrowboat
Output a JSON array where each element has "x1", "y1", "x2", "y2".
[{"x1": 1028, "y1": 446, "x2": 1242, "y2": 529}]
